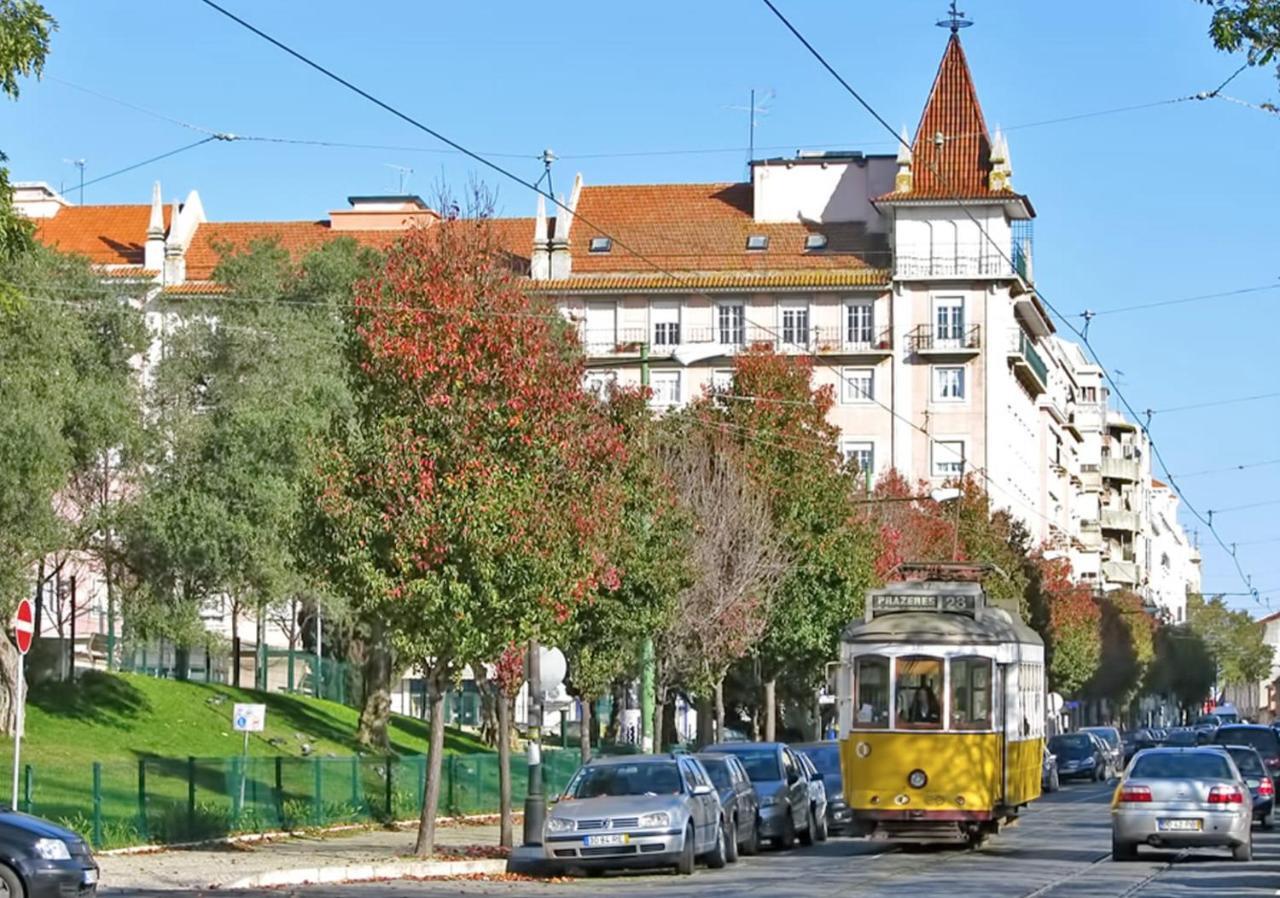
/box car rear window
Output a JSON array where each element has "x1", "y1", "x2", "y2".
[
  {"x1": 1082, "y1": 728, "x2": 1119, "y2": 747},
  {"x1": 726, "y1": 749, "x2": 782, "y2": 782},
  {"x1": 1164, "y1": 729, "x2": 1199, "y2": 746},
  {"x1": 801, "y1": 746, "x2": 841, "y2": 776},
  {"x1": 1049, "y1": 735, "x2": 1093, "y2": 757},
  {"x1": 1226, "y1": 748, "x2": 1266, "y2": 776},
  {"x1": 1215, "y1": 728, "x2": 1280, "y2": 756},
  {"x1": 1129, "y1": 753, "x2": 1234, "y2": 780}
]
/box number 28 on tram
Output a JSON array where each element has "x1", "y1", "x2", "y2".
[{"x1": 834, "y1": 581, "x2": 1046, "y2": 844}]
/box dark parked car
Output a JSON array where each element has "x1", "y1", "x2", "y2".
[
  {"x1": 696, "y1": 753, "x2": 759, "y2": 859},
  {"x1": 1216, "y1": 744, "x2": 1276, "y2": 828},
  {"x1": 1080, "y1": 726, "x2": 1123, "y2": 778},
  {"x1": 795, "y1": 742, "x2": 852, "y2": 833},
  {"x1": 706, "y1": 742, "x2": 815, "y2": 848},
  {"x1": 1213, "y1": 725, "x2": 1280, "y2": 782},
  {"x1": 1164, "y1": 727, "x2": 1206, "y2": 747},
  {"x1": 1047, "y1": 733, "x2": 1108, "y2": 781},
  {"x1": 0, "y1": 810, "x2": 98, "y2": 896}
]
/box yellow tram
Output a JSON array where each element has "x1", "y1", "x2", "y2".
[{"x1": 835, "y1": 577, "x2": 1045, "y2": 844}]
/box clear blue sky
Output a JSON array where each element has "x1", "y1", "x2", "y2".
[{"x1": 4, "y1": 1, "x2": 1278, "y2": 612}]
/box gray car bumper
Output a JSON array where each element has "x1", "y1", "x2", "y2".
[
  {"x1": 544, "y1": 829, "x2": 686, "y2": 867},
  {"x1": 757, "y1": 804, "x2": 791, "y2": 838},
  {"x1": 1112, "y1": 809, "x2": 1250, "y2": 848}
]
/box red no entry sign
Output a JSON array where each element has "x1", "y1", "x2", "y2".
[{"x1": 13, "y1": 598, "x2": 34, "y2": 655}]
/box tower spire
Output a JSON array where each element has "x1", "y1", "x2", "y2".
[{"x1": 936, "y1": 1, "x2": 973, "y2": 34}]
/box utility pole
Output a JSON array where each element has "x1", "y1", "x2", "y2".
[
  {"x1": 639, "y1": 343, "x2": 656, "y2": 752},
  {"x1": 523, "y1": 639, "x2": 545, "y2": 845}
]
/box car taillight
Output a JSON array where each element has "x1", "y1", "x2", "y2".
[
  {"x1": 1208, "y1": 786, "x2": 1245, "y2": 804},
  {"x1": 1259, "y1": 777, "x2": 1274, "y2": 797},
  {"x1": 1119, "y1": 785, "x2": 1152, "y2": 803}
]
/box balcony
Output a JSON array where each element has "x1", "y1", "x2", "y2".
[
  {"x1": 1008, "y1": 331, "x2": 1048, "y2": 395},
  {"x1": 1101, "y1": 456, "x2": 1139, "y2": 483},
  {"x1": 908, "y1": 324, "x2": 981, "y2": 357},
  {"x1": 895, "y1": 249, "x2": 1012, "y2": 280},
  {"x1": 1079, "y1": 464, "x2": 1101, "y2": 492},
  {"x1": 579, "y1": 325, "x2": 895, "y2": 359},
  {"x1": 1100, "y1": 509, "x2": 1139, "y2": 532},
  {"x1": 1102, "y1": 560, "x2": 1141, "y2": 586},
  {"x1": 1078, "y1": 521, "x2": 1102, "y2": 549}
]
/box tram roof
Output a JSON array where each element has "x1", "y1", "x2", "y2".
[{"x1": 840, "y1": 608, "x2": 1043, "y2": 648}]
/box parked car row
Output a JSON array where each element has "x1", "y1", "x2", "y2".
[{"x1": 541, "y1": 741, "x2": 845, "y2": 876}]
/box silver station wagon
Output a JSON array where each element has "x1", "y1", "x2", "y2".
[{"x1": 544, "y1": 754, "x2": 727, "y2": 875}]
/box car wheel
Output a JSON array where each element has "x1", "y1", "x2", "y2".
[
  {"x1": 1233, "y1": 836, "x2": 1253, "y2": 862},
  {"x1": 741, "y1": 815, "x2": 760, "y2": 856},
  {"x1": 813, "y1": 807, "x2": 828, "y2": 842},
  {"x1": 0, "y1": 864, "x2": 24, "y2": 898},
  {"x1": 677, "y1": 823, "x2": 696, "y2": 875},
  {"x1": 706, "y1": 820, "x2": 728, "y2": 869},
  {"x1": 724, "y1": 816, "x2": 739, "y2": 863},
  {"x1": 1111, "y1": 835, "x2": 1136, "y2": 862},
  {"x1": 799, "y1": 805, "x2": 816, "y2": 847}
]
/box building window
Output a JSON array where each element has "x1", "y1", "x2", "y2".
[
  {"x1": 746, "y1": 234, "x2": 769, "y2": 251},
  {"x1": 1081, "y1": 386, "x2": 1097, "y2": 402},
  {"x1": 588, "y1": 236, "x2": 612, "y2": 253},
  {"x1": 805, "y1": 233, "x2": 828, "y2": 251},
  {"x1": 842, "y1": 441, "x2": 874, "y2": 479},
  {"x1": 583, "y1": 370, "x2": 617, "y2": 400},
  {"x1": 842, "y1": 367, "x2": 874, "y2": 404},
  {"x1": 780, "y1": 303, "x2": 810, "y2": 349},
  {"x1": 854, "y1": 655, "x2": 890, "y2": 728},
  {"x1": 711, "y1": 368, "x2": 734, "y2": 393},
  {"x1": 933, "y1": 365, "x2": 965, "y2": 401},
  {"x1": 649, "y1": 371, "x2": 681, "y2": 409},
  {"x1": 718, "y1": 302, "x2": 745, "y2": 346},
  {"x1": 651, "y1": 301, "x2": 680, "y2": 347},
  {"x1": 845, "y1": 300, "x2": 874, "y2": 347},
  {"x1": 932, "y1": 440, "x2": 965, "y2": 478},
  {"x1": 583, "y1": 301, "x2": 617, "y2": 354},
  {"x1": 934, "y1": 296, "x2": 965, "y2": 346}
]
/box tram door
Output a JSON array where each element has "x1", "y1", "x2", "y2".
[{"x1": 997, "y1": 662, "x2": 1010, "y2": 808}]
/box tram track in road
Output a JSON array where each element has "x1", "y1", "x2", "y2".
[{"x1": 1012, "y1": 847, "x2": 1189, "y2": 898}]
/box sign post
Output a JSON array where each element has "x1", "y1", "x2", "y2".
[
  {"x1": 232, "y1": 703, "x2": 266, "y2": 815},
  {"x1": 11, "y1": 598, "x2": 34, "y2": 810}
]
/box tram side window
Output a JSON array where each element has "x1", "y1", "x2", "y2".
[
  {"x1": 950, "y1": 656, "x2": 992, "y2": 730},
  {"x1": 895, "y1": 655, "x2": 943, "y2": 729},
  {"x1": 855, "y1": 656, "x2": 890, "y2": 728}
]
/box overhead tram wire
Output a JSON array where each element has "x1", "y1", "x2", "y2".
[
  {"x1": 758, "y1": 0, "x2": 1269, "y2": 604},
  {"x1": 76, "y1": 137, "x2": 223, "y2": 192},
  {"x1": 1170, "y1": 457, "x2": 1280, "y2": 480},
  {"x1": 1150, "y1": 389, "x2": 1280, "y2": 416},
  {"x1": 1088, "y1": 282, "x2": 1280, "y2": 317}
]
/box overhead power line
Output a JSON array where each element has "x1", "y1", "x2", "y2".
[
  {"x1": 1087, "y1": 282, "x2": 1280, "y2": 317},
  {"x1": 1170, "y1": 458, "x2": 1280, "y2": 480},
  {"x1": 1150, "y1": 389, "x2": 1280, "y2": 416},
  {"x1": 77, "y1": 137, "x2": 223, "y2": 191}
]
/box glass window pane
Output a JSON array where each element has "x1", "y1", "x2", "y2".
[
  {"x1": 950, "y1": 656, "x2": 992, "y2": 730},
  {"x1": 895, "y1": 655, "x2": 942, "y2": 729},
  {"x1": 854, "y1": 655, "x2": 889, "y2": 728}
]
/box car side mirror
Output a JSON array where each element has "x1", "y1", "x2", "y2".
[
  {"x1": 787, "y1": 770, "x2": 799, "y2": 785},
  {"x1": 692, "y1": 783, "x2": 713, "y2": 797}
]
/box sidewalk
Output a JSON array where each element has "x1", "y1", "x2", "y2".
[{"x1": 98, "y1": 821, "x2": 520, "y2": 892}]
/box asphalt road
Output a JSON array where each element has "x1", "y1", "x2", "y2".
[{"x1": 107, "y1": 780, "x2": 1280, "y2": 897}]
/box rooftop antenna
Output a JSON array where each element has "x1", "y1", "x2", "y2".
[
  {"x1": 383, "y1": 163, "x2": 413, "y2": 194},
  {"x1": 936, "y1": 1, "x2": 973, "y2": 34},
  {"x1": 63, "y1": 158, "x2": 86, "y2": 204},
  {"x1": 726, "y1": 88, "x2": 774, "y2": 173},
  {"x1": 534, "y1": 148, "x2": 557, "y2": 199}
]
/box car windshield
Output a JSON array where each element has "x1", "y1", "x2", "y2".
[
  {"x1": 701, "y1": 760, "x2": 732, "y2": 790},
  {"x1": 1049, "y1": 735, "x2": 1093, "y2": 758},
  {"x1": 725, "y1": 749, "x2": 782, "y2": 782},
  {"x1": 1082, "y1": 728, "x2": 1118, "y2": 747},
  {"x1": 801, "y1": 746, "x2": 841, "y2": 777},
  {"x1": 1226, "y1": 748, "x2": 1266, "y2": 777},
  {"x1": 1129, "y1": 753, "x2": 1234, "y2": 780},
  {"x1": 1215, "y1": 728, "x2": 1279, "y2": 756},
  {"x1": 564, "y1": 762, "x2": 683, "y2": 798}
]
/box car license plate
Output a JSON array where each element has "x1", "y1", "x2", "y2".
[
  {"x1": 82, "y1": 869, "x2": 99, "y2": 885},
  {"x1": 583, "y1": 833, "x2": 630, "y2": 847},
  {"x1": 1247, "y1": 778, "x2": 1260, "y2": 789},
  {"x1": 1157, "y1": 818, "x2": 1203, "y2": 832}
]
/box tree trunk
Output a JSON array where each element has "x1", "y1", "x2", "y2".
[
  {"x1": 231, "y1": 597, "x2": 241, "y2": 689},
  {"x1": 32, "y1": 560, "x2": 44, "y2": 641},
  {"x1": 660, "y1": 696, "x2": 678, "y2": 748},
  {"x1": 714, "y1": 679, "x2": 726, "y2": 744},
  {"x1": 356, "y1": 619, "x2": 394, "y2": 751},
  {"x1": 604, "y1": 682, "x2": 624, "y2": 743},
  {"x1": 256, "y1": 608, "x2": 267, "y2": 691},
  {"x1": 764, "y1": 678, "x2": 777, "y2": 742},
  {"x1": 498, "y1": 691, "x2": 513, "y2": 848},
  {"x1": 695, "y1": 693, "x2": 713, "y2": 748},
  {"x1": 579, "y1": 697, "x2": 593, "y2": 764},
  {"x1": 174, "y1": 645, "x2": 190, "y2": 682},
  {"x1": 476, "y1": 670, "x2": 500, "y2": 748},
  {"x1": 0, "y1": 637, "x2": 21, "y2": 737},
  {"x1": 414, "y1": 671, "x2": 447, "y2": 857}
]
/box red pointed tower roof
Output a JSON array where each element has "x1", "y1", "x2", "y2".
[{"x1": 877, "y1": 33, "x2": 1027, "y2": 206}]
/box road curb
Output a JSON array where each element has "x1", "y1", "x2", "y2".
[{"x1": 220, "y1": 857, "x2": 510, "y2": 889}]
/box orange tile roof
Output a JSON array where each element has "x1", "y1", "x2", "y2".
[
  {"x1": 161, "y1": 281, "x2": 227, "y2": 296},
  {"x1": 1151, "y1": 477, "x2": 1168, "y2": 489},
  {"x1": 570, "y1": 183, "x2": 889, "y2": 274},
  {"x1": 527, "y1": 270, "x2": 890, "y2": 293},
  {"x1": 102, "y1": 266, "x2": 159, "y2": 279},
  {"x1": 876, "y1": 35, "x2": 1024, "y2": 204},
  {"x1": 33, "y1": 204, "x2": 171, "y2": 265}
]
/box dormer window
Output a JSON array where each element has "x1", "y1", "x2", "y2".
[
  {"x1": 746, "y1": 234, "x2": 769, "y2": 251},
  {"x1": 589, "y1": 236, "x2": 612, "y2": 253},
  {"x1": 805, "y1": 233, "x2": 828, "y2": 251}
]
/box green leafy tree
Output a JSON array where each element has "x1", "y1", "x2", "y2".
[
  {"x1": 1087, "y1": 590, "x2": 1157, "y2": 719},
  {"x1": 1199, "y1": 1, "x2": 1280, "y2": 86},
  {"x1": 1147, "y1": 625, "x2": 1216, "y2": 720},
  {"x1": 1187, "y1": 592, "x2": 1274, "y2": 686},
  {"x1": 0, "y1": 1, "x2": 54, "y2": 261},
  {"x1": 1027, "y1": 554, "x2": 1102, "y2": 697}
]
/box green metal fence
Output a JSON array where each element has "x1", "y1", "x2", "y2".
[{"x1": 22, "y1": 749, "x2": 585, "y2": 851}]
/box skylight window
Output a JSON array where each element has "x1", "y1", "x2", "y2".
[
  {"x1": 589, "y1": 236, "x2": 613, "y2": 253},
  {"x1": 805, "y1": 233, "x2": 829, "y2": 251},
  {"x1": 746, "y1": 234, "x2": 769, "y2": 251}
]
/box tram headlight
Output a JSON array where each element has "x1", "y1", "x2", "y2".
[{"x1": 907, "y1": 769, "x2": 928, "y2": 789}]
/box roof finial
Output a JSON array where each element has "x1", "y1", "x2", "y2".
[{"x1": 936, "y1": 1, "x2": 972, "y2": 34}]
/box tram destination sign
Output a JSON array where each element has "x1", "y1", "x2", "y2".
[{"x1": 868, "y1": 590, "x2": 980, "y2": 618}]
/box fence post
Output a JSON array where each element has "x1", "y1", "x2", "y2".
[
  {"x1": 22, "y1": 764, "x2": 32, "y2": 814},
  {"x1": 312, "y1": 758, "x2": 323, "y2": 826},
  {"x1": 385, "y1": 756, "x2": 394, "y2": 821},
  {"x1": 287, "y1": 648, "x2": 295, "y2": 693},
  {"x1": 447, "y1": 754, "x2": 458, "y2": 816},
  {"x1": 91, "y1": 763, "x2": 102, "y2": 848},
  {"x1": 350, "y1": 755, "x2": 360, "y2": 812},
  {"x1": 230, "y1": 755, "x2": 242, "y2": 822},
  {"x1": 187, "y1": 756, "x2": 196, "y2": 839},
  {"x1": 137, "y1": 759, "x2": 148, "y2": 842},
  {"x1": 274, "y1": 756, "x2": 285, "y2": 829}
]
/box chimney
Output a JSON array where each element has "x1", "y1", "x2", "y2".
[
  {"x1": 548, "y1": 173, "x2": 582, "y2": 280},
  {"x1": 988, "y1": 128, "x2": 1011, "y2": 192},
  {"x1": 894, "y1": 126, "x2": 913, "y2": 193},
  {"x1": 164, "y1": 199, "x2": 185, "y2": 284},
  {"x1": 531, "y1": 194, "x2": 550, "y2": 280},
  {"x1": 144, "y1": 181, "x2": 165, "y2": 271}
]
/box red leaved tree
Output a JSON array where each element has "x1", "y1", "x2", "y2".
[
  {"x1": 1031, "y1": 552, "x2": 1102, "y2": 697},
  {"x1": 307, "y1": 213, "x2": 626, "y2": 856}
]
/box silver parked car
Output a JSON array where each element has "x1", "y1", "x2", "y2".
[
  {"x1": 543, "y1": 754, "x2": 727, "y2": 875},
  {"x1": 695, "y1": 752, "x2": 759, "y2": 859},
  {"x1": 795, "y1": 750, "x2": 829, "y2": 842},
  {"x1": 1111, "y1": 747, "x2": 1253, "y2": 862},
  {"x1": 707, "y1": 742, "x2": 815, "y2": 848}
]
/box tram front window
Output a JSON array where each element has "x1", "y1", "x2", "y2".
[
  {"x1": 855, "y1": 655, "x2": 890, "y2": 728},
  {"x1": 950, "y1": 656, "x2": 992, "y2": 730},
  {"x1": 895, "y1": 655, "x2": 942, "y2": 729}
]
